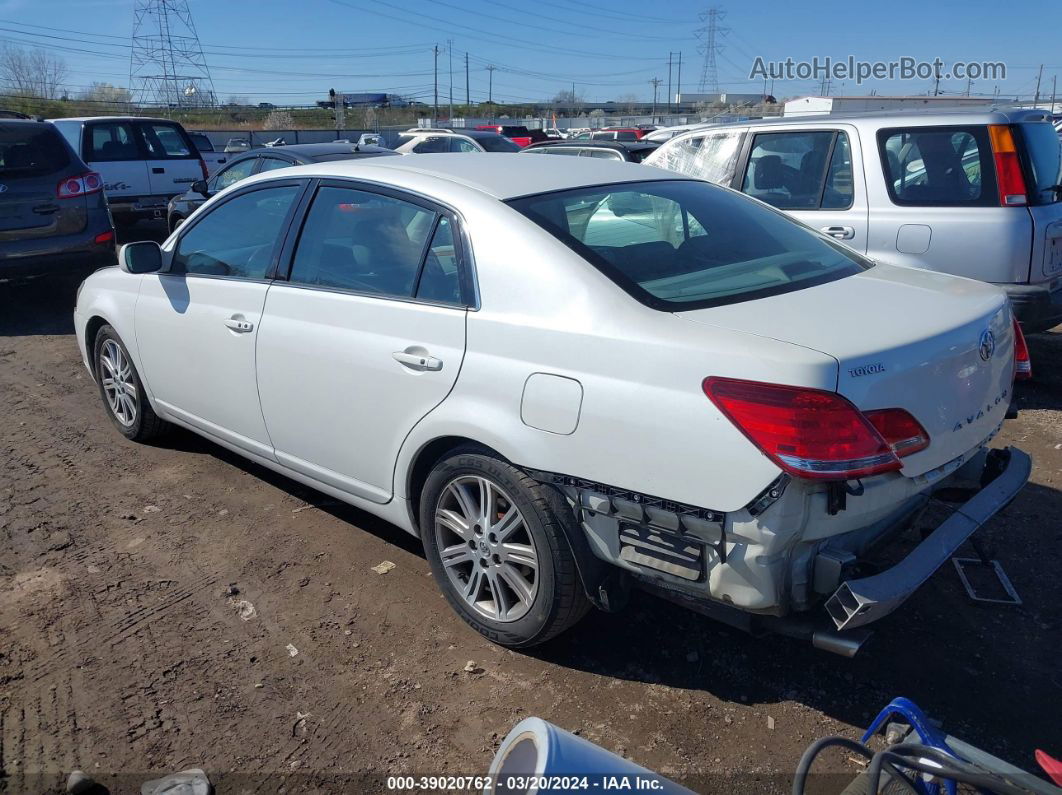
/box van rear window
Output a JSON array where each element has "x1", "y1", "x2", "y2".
[
  {"x1": 878, "y1": 126, "x2": 996, "y2": 207},
  {"x1": 0, "y1": 123, "x2": 71, "y2": 177}
]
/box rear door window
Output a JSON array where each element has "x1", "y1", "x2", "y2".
[
  {"x1": 209, "y1": 158, "x2": 258, "y2": 191},
  {"x1": 189, "y1": 133, "x2": 214, "y2": 153},
  {"x1": 412, "y1": 136, "x2": 449, "y2": 154},
  {"x1": 0, "y1": 123, "x2": 70, "y2": 177},
  {"x1": 86, "y1": 121, "x2": 140, "y2": 162},
  {"x1": 288, "y1": 185, "x2": 437, "y2": 298},
  {"x1": 741, "y1": 130, "x2": 853, "y2": 210},
  {"x1": 878, "y1": 126, "x2": 995, "y2": 206},
  {"x1": 450, "y1": 137, "x2": 480, "y2": 153}
]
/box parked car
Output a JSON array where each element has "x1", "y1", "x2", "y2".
[
  {"x1": 542, "y1": 127, "x2": 566, "y2": 139},
  {"x1": 521, "y1": 139, "x2": 660, "y2": 162},
  {"x1": 223, "y1": 137, "x2": 250, "y2": 154},
  {"x1": 76, "y1": 154, "x2": 1030, "y2": 655},
  {"x1": 0, "y1": 119, "x2": 115, "y2": 280},
  {"x1": 474, "y1": 124, "x2": 548, "y2": 147},
  {"x1": 592, "y1": 128, "x2": 648, "y2": 141},
  {"x1": 392, "y1": 128, "x2": 520, "y2": 154},
  {"x1": 645, "y1": 108, "x2": 1062, "y2": 332},
  {"x1": 188, "y1": 131, "x2": 227, "y2": 172},
  {"x1": 166, "y1": 142, "x2": 396, "y2": 232},
  {"x1": 50, "y1": 116, "x2": 207, "y2": 226}
]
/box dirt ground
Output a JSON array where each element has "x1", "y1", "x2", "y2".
[{"x1": 2, "y1": 232, "x2": 1061, "y2": 793}]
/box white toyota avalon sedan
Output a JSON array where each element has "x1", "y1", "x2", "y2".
[{"x1": 74, "y1": 154, "x2": 1032, "y2": 655}]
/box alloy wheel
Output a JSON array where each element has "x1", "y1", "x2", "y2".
[
  {"x1": 100, "y1": 339, "x2": 138, "y2": 427},
  {"x1": 434, "y1": 475, "x2": 539, "y2": 623}
]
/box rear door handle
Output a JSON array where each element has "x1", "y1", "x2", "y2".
[
  {"x1": 392, "y1": 350, "x2": 443, "y2": 371},
  {"x1": 32, "y1": 204, "x2": 59, "y2": 214},
  {"x1": 821, "y1": 225, "x2": 855, "y2": 240},
  {"x1": 224, "y1": 317, "x2": 254, "y2": 333},
  {"x1": 152, "y1": 167, "x2": 165, "y2": 174}
]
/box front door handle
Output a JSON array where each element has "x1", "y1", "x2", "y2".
[
  {"x1": 821, "y1": 225, "x2": 855, "y2": 240},
  {"x1": 224, "y1": 317, "x2": 254, "y2": 333},
  {"x1": 392, "y1": 350, "x2": 443, "y2": 371}
]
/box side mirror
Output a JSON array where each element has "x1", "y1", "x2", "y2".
[
  {"x1": 192, "y1": 179, "x2": 210, "y2": 197},
  {"x1": 118, "y1": 241, "x2": 163, "y2": 274}
]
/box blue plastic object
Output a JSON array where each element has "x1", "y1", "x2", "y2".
[{"x1": 861, "y1": 697, "x2": 957, "y2": 795}]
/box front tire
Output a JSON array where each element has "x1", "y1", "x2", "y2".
[
  {"x1": 420, "y1": 449, "x2": 590, "y2": 647},
  {"x1": 93, "y1": 324, "x2": 169, "y2": 442}
]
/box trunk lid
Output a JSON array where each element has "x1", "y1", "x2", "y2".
[{"x1": 679, "y1": 263, "x2": 1013, "y2": 477}]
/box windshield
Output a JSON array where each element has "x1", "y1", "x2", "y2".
[
  {"x1": 477, "y1": 135, "x2": 521, "y2": 153},
  {"x1": 1020, "y1": 122, "x2": 1062, "y2": 204},
  {"x1": 507, "y1": 179, "x2": 868, "y2": 310}
]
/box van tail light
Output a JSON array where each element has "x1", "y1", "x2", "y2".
[
  {"x1": 199, "y1": 158, "x2": 209, "y2": 180},
  {"x1": 988, "y1": 125, "x2": 1027, "y2": 206},
  {"x1": 863, "y1": 409, "x2": 930, "y2": 457},
  {"x1": 1013, "y1": 317, "x2": 1032, "y2": 380},
  {"x1": 702, "y1": 377, "x2": 918, "y2": 480},
  {"x1": 57, "y1": 172, "x2": 103, "y2": 199}
]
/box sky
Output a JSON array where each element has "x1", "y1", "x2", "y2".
[{"x1": 0, "y1": 0, "x2": 1059, "y2": 107}]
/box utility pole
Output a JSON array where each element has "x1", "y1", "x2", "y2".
[
  {"x1": 447, "y1": 39, "x2": 453, "y2": 120},
  {"x1": 1051, "y1": 75, "x2": 1057, "y2": 112},
  {"x1": 933, "y1": 61, "x2": 941, "y2": 96},
  {"x1": 465, "y1": 52, "x2": 469, "y2": 108},
  {"x1": 650, "y1": 77, "x2": 661, "y2": 117},
  {"x1": 1034, "y1": 64, "x2": 1044, "y2": 105},
  {"x1": 965, "y1": 76, "x2": 972, "y2": 96},
  {"x1": 667, "y1": 52, "x2": 673, "y2": 112},
  {"x1": 432, "y1": 44, "x2": 439, "y2": 124},
  {"x1": 676, "y1": 52, "x2": 682, "y2": 105}
]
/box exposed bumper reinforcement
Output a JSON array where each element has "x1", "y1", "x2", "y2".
[{"x1": 825, "y1": 447, "x2": 1031, "y2": 631}]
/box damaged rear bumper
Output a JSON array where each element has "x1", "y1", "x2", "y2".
[{"x1": 824, "y1": 447, "x2": 1031, "y2": 631}]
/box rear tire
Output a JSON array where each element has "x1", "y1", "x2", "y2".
[
  {"x1": 420, "y1": 449, "x2": 590, "y2": 647},
  {"x1": 92, "y1": 324, "x2": 169, "y2": 443}
]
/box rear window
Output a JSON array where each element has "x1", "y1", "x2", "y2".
[
  {"x1": 878, "y1": 126, "x2": 996, "y2": 206},
  {"x1": 1019, "y1": 122, "x2": 1062, "y2": 205},
  {"x1": 508, "y1": 179, "x2": 867, "y2": 311},
  {"x1": 0, "y1": 123, "x2": 70, "y2": 176},
  {"x1": 476, "y1": 135, "x2": 520, "y2": 153}
]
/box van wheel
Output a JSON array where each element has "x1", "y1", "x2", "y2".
[
  {"x1": 93, "y1": 325, "x2": 169, "y2": 442},
  {"x1": 420, "y1": 449, "x2": 590, "y2": 647}
]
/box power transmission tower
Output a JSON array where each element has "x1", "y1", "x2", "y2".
[
  {"x1": 695, "y1": 7, "x2": 727, "y2": 94},
  {"x1": 649, "y1": 77, "x2": 661, "y2": 117},
  {"x1": 129, "y1": 0, "x2": 216, "y2": 108}
]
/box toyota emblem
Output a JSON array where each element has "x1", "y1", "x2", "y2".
[{"x1": 979, "y1": 329, "x2": 996, "y2": 362}]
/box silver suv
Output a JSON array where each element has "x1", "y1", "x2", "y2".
[{"x1": 646, "y1": 108, "x2": 1062, "y2": 331}]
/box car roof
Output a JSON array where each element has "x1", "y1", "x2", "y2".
[
  {"x1": 701, "y1": 106, "x2": 1052, "y2": 132},
  {"x1": 258, "y1": 142, "x2": 395, "y2": 159},
  {"x1": 524, "y1": 140, "x2": 658, "y2": 153},
  {"x1": 48, "y1": 116, "x2": 180, "y2": 124},
  {"x1": 403, "y1": 128, "x2": 508, "y2": 139},
  {"x1": 239, "y1": 152, "x2": 685, "y2": 200}
]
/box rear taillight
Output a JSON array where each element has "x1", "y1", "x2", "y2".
[
  {"x1": 199, "y1": 158, "x2": 209, "y2": 180},
  {"x1": 1013, "y1": 316, "x2": 1032, "y2": 380},
  {"x1": 864, "y1": 408, "x2": 930, "y2": 457},
  {"x1": 988, "y1": 125, "x2": 1027, "y2": 206},
  {"x1": 702, "y1": 377, "x2": 906, "y2": 480},
  {"x1": 93, "y1": 229, "x2": 114, "y2": 245},
  {"x1": 57, "y1": 172, "x2": 104, "y2": 199}
]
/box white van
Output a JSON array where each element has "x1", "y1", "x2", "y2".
[{"x1": 50, "y1": 117, "x2": 207, "y2": 225}]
